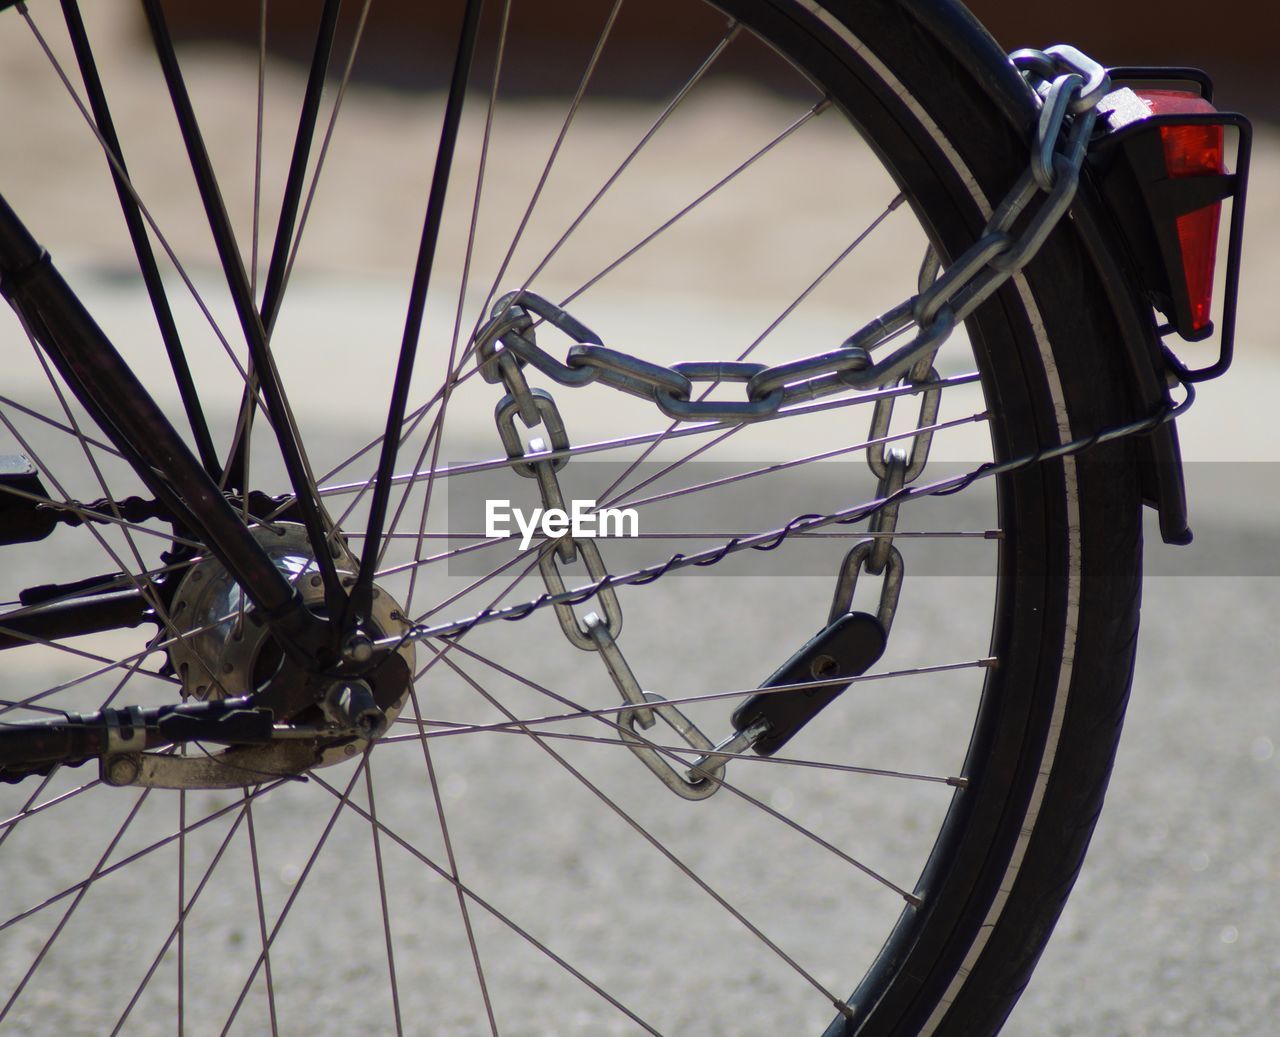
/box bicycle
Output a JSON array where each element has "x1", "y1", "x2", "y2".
[{"x1": 0, "y1": 1, "x2": 1250, "y2": 1034}]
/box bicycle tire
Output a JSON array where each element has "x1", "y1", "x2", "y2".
[{"x1": 0, "y1": 2, "x2": 1148, "y2": 1034}]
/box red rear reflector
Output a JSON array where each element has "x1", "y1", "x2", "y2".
[{"x1": 1138, "y1": 90, "x2": 1226, "y2": 332}]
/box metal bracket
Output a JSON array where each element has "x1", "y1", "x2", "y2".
[{"x1": 101, "y1": 741, "x2": 319, "y2": 789}]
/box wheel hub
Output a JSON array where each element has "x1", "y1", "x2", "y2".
[{"x1": 166, "y1": 522, "x2": 415, "y2": 764}]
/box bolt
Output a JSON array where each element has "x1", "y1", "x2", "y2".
[
  {"x1": 104, "y1": 754, "x2": 140, "y2": 786},
  {"x1": 343, "y1": 744, "x2": 357, "y2": 757},
  {"x1": 342, "y1": 633, "x2": 374, "y2": 665},
  {"x1": 811, "y1": 654, "x2": 838, "y2": 680}
]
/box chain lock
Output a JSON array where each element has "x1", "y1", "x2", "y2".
[{"x1": 471, "y1": 46, "x2": 1115, "y2": 799}]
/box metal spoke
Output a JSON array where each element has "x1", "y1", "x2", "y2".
[
  {"x1": 514, "y1": 22, "x2": 743, "y2": 296},
  {"x1": 309, "y1": 772, "x2": 662, "y2": 1036},
  {"x1": 224, "y1": 0, "x2": 346, "y2": 492},
  {"x1": 604, "y1": 412, "x2": 988, "y2": 514},
  {"x1": 423, "y1": 644, "x2": 856, "y2": 1016},
  {"x1": 559, "y1": 100, "x2": 832, "y2": 309},
  {"x1": 244, "y1": 794, "x2": 281, "y2": 1037},
  {"x1": 56, "y1": 0, "x2": 220, "y2": 477},
  {"x1": 0, "y1": 772, "x2": 59, "y2": 853},
  {"x1": 0, "y1": 786, "x2": 152, "y2": 1024},
  {"x1": 401, "y1": 686, "x2": 500, "y2": 1035},
  {"x1": 472, "y1": 0, "x2": 627, "y2": 328},
  {"x1": 18, "y1": 6, "x2": 261, "y2": 396},
  {"x1": 388, "y1": 723, "x2": 966, "y2": 788},
  {"x1": 391, "y1": 0, "x2": 516, "y2": 613},
  {"x1": 397, "y1": 650, "x2": 997, "y2": 739},
  {"x1": 313, "y1": 372, "x2": 982, "y2": 501},
  {"x1": 274, "y1": 0, "x2": 374, "y2": 314},
  {"x1": 420, "y1": 647, "x2": 937, "y2": 905},
  {"x1": 0, "y1": 782, "x2": 287, "y2": 936},
  {"x1": 218, "y1": 762, "x2": 365, "y2": 1035},
  {"x1": 348, "y1": 0, "x2": 485, "y2": 631},
  {"x1": 363, "y1": 758, "x2": 406, "y2": 1037},
  {"x1": 250, "y1": 0, "x2": 268, "y2": 297},
  {"x1": 177, "y1": 782, "x2": 187, "y2": 1035},
  {"x1": 108, "y1": 800, "x2": 251, "y2": 1036},
  {"x1": 0, "y1": 778, "x2": 101, "y2": 837}
]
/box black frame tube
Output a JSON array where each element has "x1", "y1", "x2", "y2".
[
  {"x1": 0, "y1": 196, "x2": 324, "y2": 661},
  {"x1": 349, "y1": 0, "x2": 485, "y2": 627},
  {"x1": 224, "y1": 0, "x2": 344, "y2": 493},
  {"x1": 59, "y1": 0, "x2": 222, "y2": 479},
  {"x1": 138, "y1": 0, "x2": 347, "y2": 624}
]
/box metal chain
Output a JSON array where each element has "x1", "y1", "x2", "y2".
[
  {"x1": 823, "y1": 45, "x2": 1112, "y2": 631},
  {"x1": 489, "y1": 325, "x2": 721, "y2": 798},
  {"x1": 475, "y1": 46, "x2": 1123, "y2": 797},
  {"x1": 474, "y1": 51, "x2": 1109, "y2": 426}
]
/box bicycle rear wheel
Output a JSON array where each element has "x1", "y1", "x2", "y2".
[{"x1": 0, "y1": 2, "x2": 1146, "y2": 1034}]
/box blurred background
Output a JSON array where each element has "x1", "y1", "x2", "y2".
[{"x1": 158, "y1": 0, "x2": 1276, "y2": 111}]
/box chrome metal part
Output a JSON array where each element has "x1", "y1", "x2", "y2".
[
  {"x1": 618, "y1": 691, "x2": 723, "y2": 801},
  {"x1": 829, "y1": 541, "x2": 903, "y2": 636},
  {"x1": 469, "y1": 44, "x2": 1109, "y2": 426},
  {"x1": 164, "y1": 522, "x2": 415, "y2": 776},
  {"x1": 538, "y1": 536, "x2": 622, "y2": 650},
  {"x1": 322, "y1": 680, "x2": 386, "y2": 741}
]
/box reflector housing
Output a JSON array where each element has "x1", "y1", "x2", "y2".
[
  {"x1": 1141, "y1": 90, "x2": 1226, "y2": 333},
  {"x1": 1088, "y1": 68, "x2": 1249, "y2": 381}
]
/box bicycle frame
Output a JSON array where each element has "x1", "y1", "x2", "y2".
[{"x1": 0, "y1": 192, "x2": 326, "y2": 663}]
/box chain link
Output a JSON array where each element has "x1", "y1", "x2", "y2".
[
  {"x1": 473, "y1": 40, "x2": 1107, "y2": 426},
  {"x1": 475, "y1": 46, "x2": 1120, "y2": 796}
]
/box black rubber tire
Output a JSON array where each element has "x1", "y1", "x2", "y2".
[{"x1": 709, "y1": 2, "x2": 1148, "y2": 1033}]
